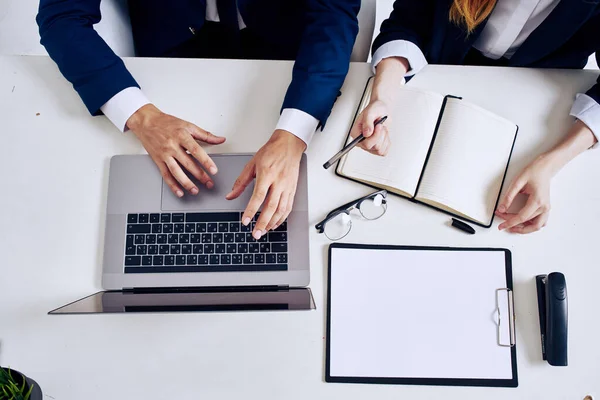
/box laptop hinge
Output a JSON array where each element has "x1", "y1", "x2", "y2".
[{"x1": 123, "y1": 285, "x2": 290, "y2": 294}]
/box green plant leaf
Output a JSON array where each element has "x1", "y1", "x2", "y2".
[
  {"x1": 0, "y1": 368, "x2": 31, "y2": 400},
  {"x1": 0, "y1": 368, "x2": 10, "y2": 385},
  {"x1": 24, "y1": 384, "x2": 33, "y2": 400},
  {"x1": 2, "y1": 386, "x2": 12, "y2": 400}
]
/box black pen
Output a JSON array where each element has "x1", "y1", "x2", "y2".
[
  {"x1": 451, "y1": 218, "x2": 476, "y2": 235},
  {"x1": 323, "y1": 116, "x2": 388, "y2": 169}
]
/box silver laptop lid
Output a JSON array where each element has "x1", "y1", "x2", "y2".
[{"x1": 48, "y1": 288, "x2": 316, "y2": 314}]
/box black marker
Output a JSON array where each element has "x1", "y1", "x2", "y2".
[{"x1": 451, "y1": 218, "x2": 476, "y2": 235}]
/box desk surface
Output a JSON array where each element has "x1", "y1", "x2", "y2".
[{"x1": 0, "y1": 55, "x2": 598, "y2": 400}]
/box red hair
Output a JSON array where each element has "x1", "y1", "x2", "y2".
[{"x1": 449, "y1": 0, "x2": 497, "y2": 32}]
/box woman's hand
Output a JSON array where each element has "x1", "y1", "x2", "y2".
[
  {"x1": 350, "y1": 100, "x2": 391, "y2": 156},
  {"x1": 495, "y1": 154, "x2": 557, "y2": 234},
  {"x1": 349, "y1": 56, "x2": 410, "y2": 157},
  {"x1": 496, "y1": 120, "x2": 597, "y2": 234}
]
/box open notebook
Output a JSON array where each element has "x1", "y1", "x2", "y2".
[{"x1": 336, "y1": 78, "x2": 518, "y2": 227}]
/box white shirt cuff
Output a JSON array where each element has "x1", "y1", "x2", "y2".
[
  {"x1": 100, "y1": 87, "x2": 151, "y2": 132},
  {"x1": 275, "y1": 108, "x2": 320, "y2": 147},
  {"x1": 570, "y1": 93, "x2": 600, "y2": 149},
  {"x1": 371, "y1": 40, "x2": 428, "y2": 76}
]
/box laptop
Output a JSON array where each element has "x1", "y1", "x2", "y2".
[{"x1": 49, "y1": 154, "x2": 314, "y2": 314}]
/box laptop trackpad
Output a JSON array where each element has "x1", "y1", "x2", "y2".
[{"x1": 161, "y1": 154, "x2": 255, "y2": 212}]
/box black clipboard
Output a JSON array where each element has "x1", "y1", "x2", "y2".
[
  {"x1": 334, "y1": 77, "x2": 519, "y2": 228},
  {"x1": 325, "y1": 243, "x2": 518, "y2": 387}
]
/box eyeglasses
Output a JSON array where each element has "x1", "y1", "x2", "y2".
[{"x1": 315, "y1": 190, "x2": 388, "y2": 241}]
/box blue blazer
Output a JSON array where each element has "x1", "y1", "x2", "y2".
[
  {"x1": 373, "y1": 0, "x2": 600, "y2": 104},
  {"x1": 36, "y1": 0, "x2": 360, "y2": 126}
]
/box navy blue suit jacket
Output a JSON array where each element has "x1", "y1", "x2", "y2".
[
  {"x1": 373, "y1": 0, "x2": 600, "y2": 105},
  {"x1": 37, "y1": 0, "x2": 360, "y2": 127}
]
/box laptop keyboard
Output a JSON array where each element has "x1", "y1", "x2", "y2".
[{"x1": 123, "y1": 212, "x2": 288, "y2": 273}]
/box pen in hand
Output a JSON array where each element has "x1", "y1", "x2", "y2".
[{"x1": 323, "y1": 116, "x2": 388, "y2": 169}]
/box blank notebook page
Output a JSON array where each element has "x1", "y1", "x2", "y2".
[
  {"x1": 329, "y1": 247, "x2": 512, "y2": 380},
  {"x1": 339, "y1": 86, "x2": 443, "y2": 197},
  {"x1": 415, "y1": 99, "x2": 516, "y2": 224}
]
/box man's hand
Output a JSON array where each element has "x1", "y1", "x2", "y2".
[
  {"x1": 127, "y1": 104, "x2": 226, "y2": 197},
  {"x1": 226, "y1": 130, "x2": 306, "y2": 239},
  {"x1": 350, "y1": 99, "x2": 390, "y2": 156}
]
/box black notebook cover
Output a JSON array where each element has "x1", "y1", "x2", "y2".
[{"x1": 335, "y1": 77, "x2": 519, "y2": 228}]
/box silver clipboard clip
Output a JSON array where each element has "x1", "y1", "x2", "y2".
[{"x1": 495, "y1": 288, "x2": 516, "y2": 347}]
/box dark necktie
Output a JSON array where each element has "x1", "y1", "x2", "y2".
[{"x1": 216, "y1": 0, "x2": 240, "y2": 31}]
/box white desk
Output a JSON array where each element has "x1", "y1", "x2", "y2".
[{"x1": 0, "y1": 55, "x2": 599, "y2": 399}]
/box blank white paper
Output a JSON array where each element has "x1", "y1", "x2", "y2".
[
  {"x1": 415, "y1": 99, "x2": 517, "y2": 225},
  {"x1": 329, "y1": 247, "x2": 513, "y2": 380}
]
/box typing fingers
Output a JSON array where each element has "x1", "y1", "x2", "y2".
[
  {"x1": 165, "y1": 157, "x2": 198, "y2": 195},
  {"x1": 152, "y1": 155, "x2": 183, "y2": 198},
  {"x1": 242, "y1": 177, "x2": 270, "y2": 229},
  {"x1": 183, "y1": 136, "x2": 218, "y2": 177},
  {"x1": 226, "y1": 161, "x2": 255, "y2": 200},
  {"x1": 274, "y1": 189, "x2": 295, "y2": 230},
  {"x1": 254, "y1": 189, "x2": 283, "y2": 239},
  {"x1": 266, "y1": 191, "x2": 291, "y2": 232},
  {"x1": 176, "y1": 147, "x2": 214, "y2": 190}
]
